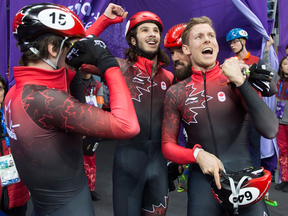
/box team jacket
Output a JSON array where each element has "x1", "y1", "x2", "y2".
[
  {"x1": 117, "y1": 56, "x2": 174, "y2": 145},
  {"x1": 3, "y1": 66, "x2": 139, "y2": 215},
  {"x1": 161, "y1": 62, "x2": 278, "y2": 170}
]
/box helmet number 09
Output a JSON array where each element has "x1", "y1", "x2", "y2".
[
  {"x1": 229, "y1": 187, "x2": 259, "y2": 206},
  {"x1": 39, "y1": 9, "x2": 75, "y2": 30}
]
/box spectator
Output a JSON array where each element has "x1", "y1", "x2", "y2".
[
  {"x1": 81, "y1": 64, "x2": 105, "y2": 201},
  {"x1": 0, "y1": 75, "x2": 30, "y2": 216},
  {"x1": 274, "y1": 56, "x2": 288, "y2": 192},
  {"x1": 5, "y1": 3, "x2": 139, "y2": 216},
  {"x1": 226, "y1": 28, "x2": 276, "y2": 169},
  {"x1": 226, "y1": 28, "x2": 276, "y2": 96}
]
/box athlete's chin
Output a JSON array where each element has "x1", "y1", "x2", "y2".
[{"x1": 143, "y1": 50, "x2": 158, "y2": 59}]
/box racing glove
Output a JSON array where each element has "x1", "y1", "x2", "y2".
[
  {"x1": 65, "y1": 35, "x2": 119, "y2": 75},
  {"x1": 247, "y1": 63, "x2": 273, "y2": 93}
]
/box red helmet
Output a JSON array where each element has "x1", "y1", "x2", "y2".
[
  {"x1": 125, "y1": 11, "x2": 163, "y2": 37},
  {"x1": 211, "y1": 167, "x2": 271, "y2": 214},
  {"x1": 164, "y1": 23, "x2": 187, "y2": 48},
  {"x1": 13, "y1": 3, "x2": 86, "y2": 42}
]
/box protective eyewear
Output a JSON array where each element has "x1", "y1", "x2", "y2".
[{"x1": 228, "y1": 39, "x2": 243, "y2": 45}]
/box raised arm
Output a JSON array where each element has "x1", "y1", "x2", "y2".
[
  {"x1": 64, "y1": 35, "x2": 140, "y2": 139},
  {"x1": 86, "y1": 3, "x2": 127, "y2": 37}
]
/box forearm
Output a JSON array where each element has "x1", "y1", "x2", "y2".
[
  {"x1": 162, "y1": 140, "x2": 200, "y2": 164},
  {"x1": 237, "y1": 79, "x2": 278, "y2": 138},
  {"x1": 86, "y1": 14, "x2": 123, "y2": 37}
]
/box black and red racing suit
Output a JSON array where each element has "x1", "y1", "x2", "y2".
[
  {"x1": 3, "y1": 66, "x2": 139, "y2": 216},
  {"x1": 161, "y1": 62, "x2": 278, "y2": 216},
  {"x1": 112, "y1": 57, "x2": 174, "y2": 216}
]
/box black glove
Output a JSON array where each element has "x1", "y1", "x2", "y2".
[
  {"x1": 248, "y1": 63, "x2": 273, "y2": 83},
  {"x1": 247, "y1": 63, "x2": 273, "y2": 93},
  {"x1": 65, "y1": 35, "x2": 119, "y2": 75}
]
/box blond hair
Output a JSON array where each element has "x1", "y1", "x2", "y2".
[{"x1": 181, "y1": 16, "x2": 215, "y2": 45}]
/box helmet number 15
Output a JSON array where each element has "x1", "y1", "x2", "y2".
[
  {"x1": 39, "y1": 8, "x2": 75, "y2": 30},
  {"x1": 50, "y1": 12, "x2": 66, "y2": 26}
]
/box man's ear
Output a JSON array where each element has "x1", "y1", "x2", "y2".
[
  {"x1": 47, "y1": 44, "x2": 58, "y2": 58},
  {"x1": 182, "y1": 44, "x2": 191, "y2": 56},
  {"x1": 131, "y1": 37, "x2": 136, "y2": 46}
]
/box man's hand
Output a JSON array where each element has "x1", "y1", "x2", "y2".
[
  {"x1": 104, "y1": 3, "x2": 128, "y2": 20},
  {"x1": 196, "y1": 150, "x2": 223, "y2": 190},
  {"x1": 65, "y1": 35, "x2": 118, "y2": 74},
  {"x1": 221, "y1": 57, "x2": 245, "y2": 87}
]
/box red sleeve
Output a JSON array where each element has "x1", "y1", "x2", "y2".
[
  {"x1": 161, "y1": 88, "x2": 200, "y2": 164},
  {"x1": 103, "y1": 66, "x2": 140, "y2": 139},
  {"x1": 28, "y1": 67, "x2": 140, "y2": 140},
  {"x1": 86, "y1": 14, "x2": 123, "y2": 37}
]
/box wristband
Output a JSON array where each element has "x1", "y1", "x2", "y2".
[
  {"x1": 241, "y1": 68, "x2": 250, "y2": 78},
  {"x1": 193, "y1": 147, "x2": 204, "y2": 160}
]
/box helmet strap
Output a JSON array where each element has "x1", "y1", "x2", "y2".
[
  {"x1": 54, "y1": 37, "x2": 69, "y2": 69},
  {"x1": 29, "y1": 36, "x2": 69, "y2": 70},
  {"x1": 235, "y1": 40, "x2": 244, "y2": 55},
  {"x1": 229, "y1": 175, "x2": 252, "y2": 215},
  {"x1": 28, "y1": 47, "x2": 56, "y2": 70}
]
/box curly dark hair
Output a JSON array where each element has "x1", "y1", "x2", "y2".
[
  {"x1": 125, "y1": 21, "x2": 170, "y2": 67},
  {"x1": 124, "y1": 47, "x2": 170, "y2": 67}
]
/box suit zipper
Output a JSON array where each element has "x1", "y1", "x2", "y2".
[{"x1": 203, "y1": 71, "x2": 219, "y2": 157}]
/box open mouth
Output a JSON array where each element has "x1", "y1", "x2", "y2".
[
  {"x1": 202, "y1": 47, "x2": 213, "y2": 55},
  {"x1": 146, "y1": 39, "x2": 158, "y2": 46}
]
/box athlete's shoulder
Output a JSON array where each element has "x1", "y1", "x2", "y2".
[
  {"x1": 158, "y1": 68, "x2": 174, "y2": 83},
  {"x1": 160, "y1": 68, "x2": 174, "y2": 76},
  {"x1": 168, "y1": 77, "x2": 192, "y2": 93},
  {"x1": 22, "y1": 84, "x2": 74, "y2": 105},
  {"x1": 116, "y1": 57, "x2": 134, "y2": 73}
]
